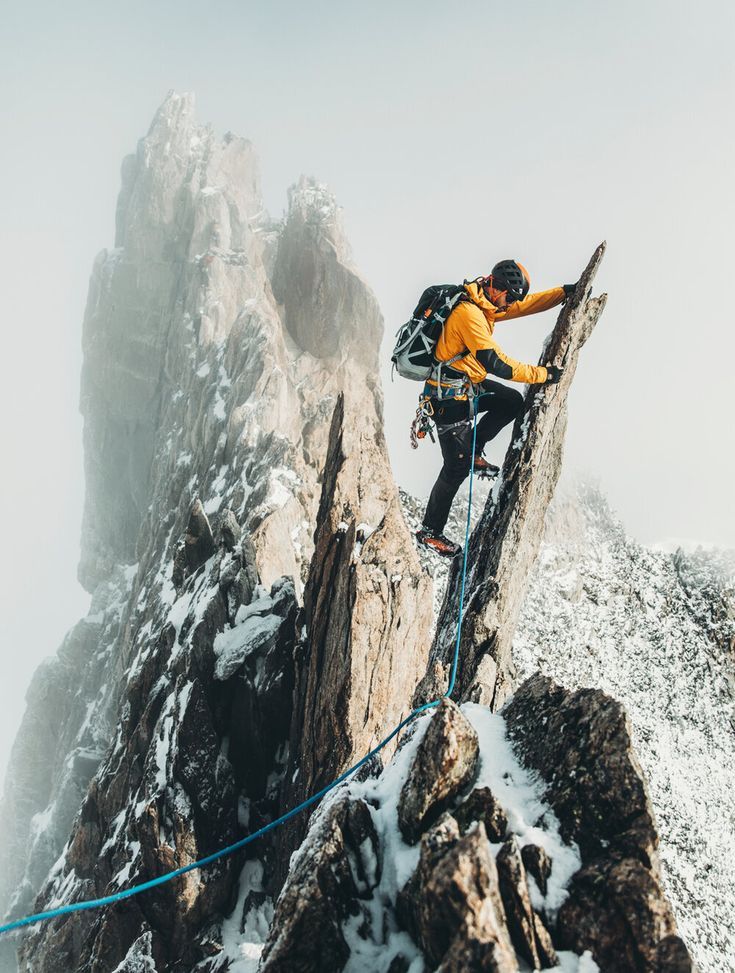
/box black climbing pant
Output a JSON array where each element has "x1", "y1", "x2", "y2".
[{"x1": 422, "y1": 380, "x2": 524, "y2": 534}]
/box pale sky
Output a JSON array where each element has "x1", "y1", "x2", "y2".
[{"x1": 1, "y1": 0, "x2": 734, "y2": 781}]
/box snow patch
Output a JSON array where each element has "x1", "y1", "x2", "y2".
[
  {"x1": 112, "y1": 841, "x2": 141, "y2": 887},
  {"x1": 550, "y1": 951, "x2": 600, "y2": 972},
  {"x1": 214, "y1": 592, "x2": 282, "y2": 680},
  {"x1": 260, "y1": 467, "x2": 299, "y2": 514},
  {"x1": 213, "y1": 392, "x2": 227, "y2": 421},
  {"x1": 219, "y1": 859, "x2": 273, "y2": 972},
  {"x1": 463, "y1": 703, "x2": 581, "y2": 915},
  {"x1": 354, "y1": 522, "x2": 376, "y2": 559},
  {"x1": 324, "y1": 701, "x2": 584, "y2": 970}
]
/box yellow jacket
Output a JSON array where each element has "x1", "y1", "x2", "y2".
[{"x1": 429, "y1": 280, "x2": 566, "y2": 390}]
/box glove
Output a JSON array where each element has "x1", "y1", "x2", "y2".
[
  {"x1": 563, "y1": 282, "x2": 578, "y2": 298},
  {"x1": 544, "y1": 365, "x2": 563, "y2": 385}
]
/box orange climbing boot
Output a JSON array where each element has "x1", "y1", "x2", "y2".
[
  {"x1": 472, "y1": 456, "x2": 500, "y2": 478},
  {"x1": 416, "y1": 528, "x2": 461, "y2": 558}
]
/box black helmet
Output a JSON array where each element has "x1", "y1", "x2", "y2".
[{"x1": 490, "y1": 260, "x2": 530, "y2": 303}]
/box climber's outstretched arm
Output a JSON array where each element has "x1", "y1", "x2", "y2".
[{"x1": 496, "y1": 285, "x2": 566, "y2": 320}]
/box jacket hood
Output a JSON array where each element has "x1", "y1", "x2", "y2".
[{"x1": 463, "y1": 279, "x2": 500, "y2": 312}]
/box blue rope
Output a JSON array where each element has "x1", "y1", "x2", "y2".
[
  {"x1": 446, "y1": 394, "x2": 478, "y2": 697},
  {"x1": 0, "y1": 403, "x2": 480, "y2": 937}
]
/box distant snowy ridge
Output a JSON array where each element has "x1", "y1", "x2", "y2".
[{"x1": 649, "y1": 536, "x2": 731, "y2": 555}]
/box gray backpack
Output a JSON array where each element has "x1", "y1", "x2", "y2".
[{"x1": 391, "y1": 283, "x2": 469, "y2": 382}]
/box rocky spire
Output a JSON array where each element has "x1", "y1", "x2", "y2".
[
  {"x1": 0, "y1": 93, "x2": 400, "y2": 972},
  {"x1": 274, "y1": 391, "x2": 433, "y2": 882}
]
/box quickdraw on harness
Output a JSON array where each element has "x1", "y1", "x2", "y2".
[{"x1": 410, "y1": 397, "x2": 436, "y2": 449}]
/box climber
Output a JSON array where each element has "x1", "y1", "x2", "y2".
[{"x1": 416, "y1": 260, "x2": 577, "y2": 558}]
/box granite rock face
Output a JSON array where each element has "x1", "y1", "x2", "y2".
[
  {"x1": 496, "y1": 839, "x2": 557, "y2": 969},
  {"x1": 411, "y1": 819, "x2": 519, "y2": 973},
  {"x1": 17, "y1": 514, "x2": 299, "y2": 972},
  {"x1": 0, "y1": 92, "x2": 422, "y2": 973},
  {"x1": 275, "y1": 391, "x2": 433, "y2": 881},
  {"x1": 454, "y1": 787, "x2": 509, "y2": 842},
  {"x1": 397, "y1": 699, "x2": 478, "y2": 845},
  {"x1": 259, "y1": 796, "x2": 381, "y2": 973},
  {"x1": 503, "y1": 674, "x2": 695, "y2": 972}
]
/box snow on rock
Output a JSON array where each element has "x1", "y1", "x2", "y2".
[
  {"x1": 260, "y1": 713, "x2": 432, "y2": 972},
  {"x1": 550, "y1": 953, "x2": 600, "y2": 973},
  {"x1": 111, "y1": 931, "x2": 157, "y2": 972},
  {"x1": 262, "y1": 699, "x2": 596, "y2": 972},
  {"x1": 513, "y1": 481, "x2": 735, "y2": 973},
  {"x1": 216, "y1": 859, "x2": 273, "y2": 972},
  {"x1": 213, "y1": 579, "x2": 295, "y2": 681},
  {"x1": 466, "y1": 703, "x2": 581, "y2": 917},
  {"x1": 397, "y1": 699, "x2": 480, "y2": 846}
]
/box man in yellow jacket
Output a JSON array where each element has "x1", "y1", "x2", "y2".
[{"x1": 418, "y1": 259, "x2": 576, "y2": 557}]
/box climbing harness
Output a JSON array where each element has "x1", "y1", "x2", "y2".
[
  {"x1": 431, "y1": 358, "x2": 469, "y2": 400},
  {"x1": 412, "y1": 373, "x2": 478, "y2": 448},
  {"x1": 421, "y1": 376, "x2": 470, "y2": 403},
  {"x1": 0, "y1": 405, "x2": 480, "y2": 937}
]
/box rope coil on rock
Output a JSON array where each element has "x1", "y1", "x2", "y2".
[{"x1": 0, "y1": 403, "x2": 480, "y2": 937}]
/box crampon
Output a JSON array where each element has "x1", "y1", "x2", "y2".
[
  {"x1": 415, "y1": 528, "x2": 461, "y2": 558},
  {"x1": 472, "y1": 456, "x2": 500, "y2": 479}
]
